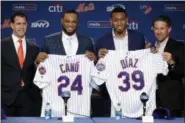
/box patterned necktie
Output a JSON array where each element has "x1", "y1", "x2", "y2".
[{"x1": 18, "y1": 40, "x2": 24, "y2": 69}]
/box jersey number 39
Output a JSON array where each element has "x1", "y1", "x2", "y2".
[{"x1": 118, "y1": 70, "x2": 144, "y2": 91}]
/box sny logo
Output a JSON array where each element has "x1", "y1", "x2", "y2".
[
  {"x1": 31, "y1": 20, "x2": 49, "y2": 28},
  {"x1": 106, "y1": 4, "x2": 125, "y2": 12}
]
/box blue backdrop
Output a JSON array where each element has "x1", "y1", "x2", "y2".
[{"x1": 1, "y1": 1, "x2": 185, "y2": 48}]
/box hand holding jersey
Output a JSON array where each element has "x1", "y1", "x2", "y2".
[
  {"x1": 34, "y1": 54, "x2": 98, "y2": 117},
  {"x1": 92, "y1": 49, "x2": 168, "y2": 118}
]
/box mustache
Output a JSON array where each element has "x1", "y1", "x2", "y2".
[{"x1": 63, "y1": 28, "x2": 76, "y2": 36}]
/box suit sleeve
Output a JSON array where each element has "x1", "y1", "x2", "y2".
[
  {"x1": 41, "y1": 37, "x2": 49, "y2": 53},
  {"x1": 141, "y1": 33, "x2": 146, "y2": 49},
  {"x1": 95, "y1": 38, "x2": 102, "y2": 58},
  {"x1": 85, "y1": 37, "x2": 94, "y2": 53},
  {"x1": 169, "y1": 43, "x2": 184, "y2": 78}
]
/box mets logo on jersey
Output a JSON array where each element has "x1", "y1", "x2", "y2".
[
  {"x1": 38, "y1": 66, "x2": 46, "y2": 75},
  {"x1": 96, "y1": 62, "x2": 105, "y2": 71}
]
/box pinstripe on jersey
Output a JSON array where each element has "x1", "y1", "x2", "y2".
[
  {"x1": 34, "y1": 54, "x2": 94, "y2": 117},
  {"x1": 92, "y1": 49, "x2": 168, "y2": 118}
]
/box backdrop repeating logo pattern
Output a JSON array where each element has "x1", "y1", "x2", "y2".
[
  {"x1": 12, "y1": 4, "x2": 36, "y2": 11},
  {"x1": 2, "y1": 1, "x2": 184, "y2": 46}
]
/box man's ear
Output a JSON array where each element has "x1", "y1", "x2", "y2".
[
  {"x1": 168, "y1": 27, "x2": 171, "y2": 33},
  {"x1": 110, "y1": 18, "x2": 112, "y2": 26},
  {"x1": 151, "y1": 26, "x2": 154, "y2": 31},
  {"x1": 61, "y1": 18, "x2": 64, "y2": 25},
  {"x1": 10, "y1": 23, "x2": 14, "y2": 30}
]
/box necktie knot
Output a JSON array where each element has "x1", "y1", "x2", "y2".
[
  {"x1": 18, "y1": 40, "x2": 23, "y2": 44},
  {"x1": 67, "y1": 37, "x2": 72, "y2": 41}
]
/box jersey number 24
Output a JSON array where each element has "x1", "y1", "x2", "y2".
[{"x1": 58, "y1": 75, "x2": 83, "y2": 95}]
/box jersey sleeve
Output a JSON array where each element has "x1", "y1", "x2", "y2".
[
  {"x1": 33, "y1": 60, "x2": 51, "y2": 89},
  {"x1": 90, "y1": 57, "x2": 108, "y2": 85},
  {"x1": 152, "y1": 53, "x2": 169, "y2": 75}
]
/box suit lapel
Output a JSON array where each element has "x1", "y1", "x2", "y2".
[
  {"x1": 58, "y1": 32, "x2": 67, "y2": 55},
  {"x1": 164, "y1": 39, "x2": 173, "y2": 52},
  {"x1": 22, "y1": 40, "x2": 31, "y2": 69},
  {"x1": 109, "y1": 33, "x2": 115, "y2": 50},
  {"x1": 128, "y1": 30, "x2": 134, "y2": 50},
  {"x1": 6, "y1": 37, "x2": 21, "y2": 70},
  {"x1": 76, "y1": 34, "x2": 82, "y2": 54}
]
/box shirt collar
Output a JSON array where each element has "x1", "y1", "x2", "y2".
[
  {"x1": 62, "y1": 31, "x2": 77, "y2": 40},
  {"x1": 112, "y1": 29, "x2": 128, "y2": 38},
  {"x1": 12, "y1": 33, "x2": 26, "y2": 43},
  {"x1": 155, "y1": 37, "x2": 169, "y2": 47}
]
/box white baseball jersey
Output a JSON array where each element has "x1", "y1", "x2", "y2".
[
  {"x1": 34, "y1": 54, "x2": 95, "y2": 117},
  {"x1": 92, "y1": 49, "x2": 168, "y2": 118}
]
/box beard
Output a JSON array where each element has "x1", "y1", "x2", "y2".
[
  {"x1": 114, "y1": 28, "x2": 124, "y2": 35},
  {"x1": 63, "y1": 28, "x2": 76, "y2": 36}
]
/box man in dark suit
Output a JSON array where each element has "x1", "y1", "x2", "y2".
[
  {"x1": 96, "y1": 7, "x2": 146, "y2": 57},
  {"x1": 152, "y1": 15, "x2": 184, "y2": 117},
  {"x1": 1, "y1": 12, "x2": 42, "y2": 116},
  {"x1": 94, "y1": 7, "x2": 148, "y2": 117},
  {"x1": 36, "y1": 10, "x2": 95, "y2": 63}
]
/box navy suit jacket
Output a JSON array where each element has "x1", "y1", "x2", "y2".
[
  {"x1": 42, "y1": 32, "x2": 94, "y2": 54},
  {"x1": 95, "y1": 29, "x2": 145, "y2": 55}
]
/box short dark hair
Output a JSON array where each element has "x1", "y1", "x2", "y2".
[
  {"x1": 10, "y1": 12, "x2": 27, "y2": 23},
  {"x1": 111, "y1": 7, "x2": 127, "y2": 17},
  {"x1": 61, "y1": 10, "x2": 78, "y2": 19},
  {"x1": 152, "y1": 15, "x2": 171, "y2": 27}
]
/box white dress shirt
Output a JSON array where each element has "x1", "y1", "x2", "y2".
[
  {"x1": 155, "y1": 37, "x2": 169, "y2": 53},
  {"x1": 112, "y1": 30, "x2": 128, "y2": 51},
  {"x1": 62, "y1": 31, "x2": 79, "y2": 56},
  {"x1": 12, "y1": 34, "x2": 26, "y2": 58}
]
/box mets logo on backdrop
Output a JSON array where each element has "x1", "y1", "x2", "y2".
[
  {"x1": 96, "y1": 62, "x2": 105, "y2": 71},
  {"x1": 76, "y1": 2, "x2": 95, "y2": 13},
  {"x1": 39, "y1": 66, "x2": 46, "y2": 75},
  {"x1": 140, "y1": 3, "x2": 152, "y2": 15},
  {"x1": 1, "y1": 19, "x2": 11, "y2": 29}
]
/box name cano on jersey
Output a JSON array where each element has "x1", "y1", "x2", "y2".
[
  {"x1": 120, "y1": 57, "x2": 139, "y2": 69},
  {"x1": 59, "y1": 61, "x2": 80, "y2": 73}
]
